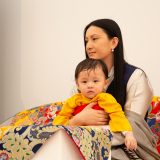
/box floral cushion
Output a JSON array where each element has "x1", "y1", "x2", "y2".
[
  {"x1": 0, "y1": 96, "x2": 160, "y2": 159},
  {"x1": 11, "y1": 101, "x2": 63, "y2": 126},
  {"x1": 147, "y1": 96, "x2": 160, "y2": 154},
  {"x1": 0, "y1": 102, "x2": 63, "y2": 140},
  {"x1": 0, "y1": 102, "x2": 112, "y2": 160}
]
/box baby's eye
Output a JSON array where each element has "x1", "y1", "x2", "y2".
[
  {"x1": 82, "y1": 81, "x2": 87, "y2": 84},
  {"x1": 94, "y1": 80, "x2": 99, "y2": 83}
]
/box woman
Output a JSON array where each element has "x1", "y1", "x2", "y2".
[{"x1": 69, "y1": 19, "x2": 160, "y2": 159}]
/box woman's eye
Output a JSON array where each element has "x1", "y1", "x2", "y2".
[
  {"x1": 93, "y1": 37, "x2": 98, "y2": 41},
  {"x1": 85, "y1": 39, "x2": 88, "y2": 44}
]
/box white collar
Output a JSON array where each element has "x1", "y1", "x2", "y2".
[
  {"x1": 106, "y1": 66, "x2": 114, "y2": 89},
  {"x1": 108, "y1": 66, "x2": 114, "y2": 82}
]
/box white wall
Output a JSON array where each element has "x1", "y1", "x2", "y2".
[
  {"x1": 0, "y1": 0, "x2": 22, "y2": 122},
  {"x1": 0, "y1": 0, "x2": 160, "y2": 123}
]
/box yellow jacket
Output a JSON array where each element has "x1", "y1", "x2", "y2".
[{"x1": 53, "y1": 92, "x2": 132, "y2": 132}]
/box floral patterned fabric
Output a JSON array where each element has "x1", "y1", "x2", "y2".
[
  {"x1": 1, "y1": 96, "x2": 160, "y2": 159},
  {"x1": 0, "y1": 102, "x2": 112, "y2": 160},
  {"x1": 11, "y1": 102, "x2": 63, "y2": 126},
  {"x1": 147, "y1": 96, "x2": 160, "y2": 154}
]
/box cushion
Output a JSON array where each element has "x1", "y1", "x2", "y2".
[
  {"x1": 11, "y1": 101, "x2": 63, "y2": 126},
  {"x1": 0, "y1": 102, "x2": 112, "y2": 160},
  {"x1": 147, "y1": 96, "x2": 160, "y2": 154},
  {"x1": 1, "y1": 96, "x2": 160, "y2": 155}
]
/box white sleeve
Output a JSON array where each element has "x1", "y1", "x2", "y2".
[
  {"x1": 70, "y1": 85, "x2": 78, "y2": 96},
  {"x1": 124, "y1": 69, "x2": 153, "y2": 118}
]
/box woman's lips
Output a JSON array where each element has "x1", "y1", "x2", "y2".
[{"x1": 88, "y1": 52, "x2": 96, "y2": 58}]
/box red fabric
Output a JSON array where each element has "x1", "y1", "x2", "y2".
[
  {"x1": 147, "y1": 97, "x2": 160, "y2": 154},
  {"x1": 73, "y1": 104, "x2": 103, "y2": 116}
]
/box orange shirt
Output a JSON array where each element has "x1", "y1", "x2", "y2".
[{"x1": 53, "y1": 92, "x2": 132, "y2": 132}]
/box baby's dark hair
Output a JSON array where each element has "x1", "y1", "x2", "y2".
[{"x1": 75, "y1": 58, "x2": 108, "y2": 80}]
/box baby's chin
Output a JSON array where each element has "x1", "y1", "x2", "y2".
[{"x1": 85, "y1": 94, "x2": 97, "y2": 99}]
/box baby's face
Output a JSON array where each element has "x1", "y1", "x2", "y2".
[{"x1": 76, "y1": 67, "x2": 107, "y2": 99}]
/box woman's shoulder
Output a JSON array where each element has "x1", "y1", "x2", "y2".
[
  {"x1": 125, "y1": 63, "x2": 152, "y2": 92},
  {"x1": 124, "y1": 63, "x2": 145, "y2": 83},
  {"x1": 124, "y1": 64, "x2": 153, "y2": 117},
  {"x1": 125, "y1": 63, "x2": 146, "y2": 78}
]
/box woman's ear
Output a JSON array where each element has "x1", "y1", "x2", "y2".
[{"x1": 111, "y1": 37, "x2": 119, "y2": 50}]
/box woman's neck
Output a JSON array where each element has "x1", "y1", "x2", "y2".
[{"x1": 103, "y1": 54, "x2": 114, "y2": 72}]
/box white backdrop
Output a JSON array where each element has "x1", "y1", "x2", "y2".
[{"x1": 0, "y1": 0, "x2": 160, "y2": 122}]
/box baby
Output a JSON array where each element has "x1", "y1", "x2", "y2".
[{"x1": 53, "y1": 58, "x2": 137, "y2": 150}]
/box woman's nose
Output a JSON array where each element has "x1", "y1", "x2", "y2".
[{"x1": 86, "y1": 41, "x2": 93, "y2": 51}]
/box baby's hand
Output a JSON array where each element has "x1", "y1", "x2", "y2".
[{"x1": 124, "y1": 131, "x2": 137, "y2": 150}]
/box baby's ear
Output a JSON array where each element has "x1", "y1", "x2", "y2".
[
  {"x1": 77, "y1": 89, "x2": 81, "y2": 93},
  {"x1": 75, "y1": 81, "x2": 80, "y2": 93},
  {"x1": 104, "y1": 79, "x2": 109, "y2": 90},
  {"x1": 75, "y1": 80, "x2": 79, "y2": 88},
  {"x1": 105, "y1": 79, "x2": 109, "y2": 85}
]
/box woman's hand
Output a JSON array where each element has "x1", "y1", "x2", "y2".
[
  {"x1": 124, "y1": 132, "x2": 137, "y2": 151},
  {"x1": 69, "y1": 102, "x2": 109, "y2": 126}
]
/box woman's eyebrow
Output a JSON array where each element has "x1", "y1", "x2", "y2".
[{"x1": 85, "y1": 34, "x2": 100, "y2": 39}]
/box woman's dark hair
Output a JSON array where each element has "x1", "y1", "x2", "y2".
[
  {"x1": 75, "y1": 58, "x2": 108, "y2": 80},
  {"x1": 84, "y1": 19, "x2": 126, "y2": 108}
]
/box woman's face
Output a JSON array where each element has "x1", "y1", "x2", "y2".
[{"x1": 85, "y1": 26, "x2": 114, "y2": 61}]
